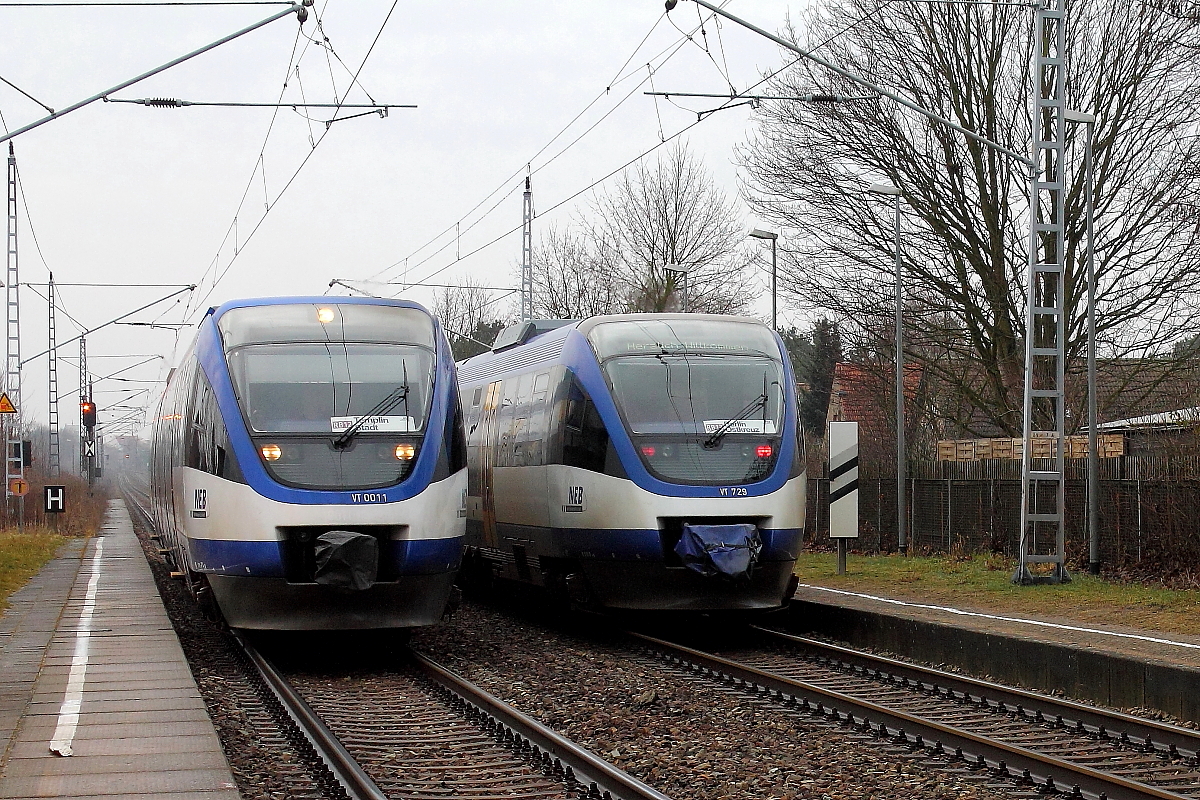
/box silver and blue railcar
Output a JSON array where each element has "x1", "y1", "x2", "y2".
[
  {"x1": 150, "y1": 297, "x2": 466, "y2": 630},
  {"x1": 457, "y1": 314, "x2": 805, "y2": 611}
]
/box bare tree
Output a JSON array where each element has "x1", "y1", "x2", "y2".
[
  {"x1": 431, "y1": 279, "x2": 506, "y2": 360},
  {"x1": 592, "y1": 142, "x2": 756, "y2": 314},
  {"x1": 741, "y1": 0, "x2": 1200, "y2": 436},
  {"x1": 527, "y1": 143, "x2": 756, "y2": 317},
  {"x1": 529, "y1": 226, "x2": 625, "y2": 318}
]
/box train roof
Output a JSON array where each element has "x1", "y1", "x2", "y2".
[
  {"x1": 204, "y1": 295, "x2": 430, "y2": 324},
  {"x1": 457, "y1": 313, "x2": 774, "y2": 384}
]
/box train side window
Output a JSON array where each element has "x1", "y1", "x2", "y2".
[
  {"x1": 562, "y1": 377, "x2": 609, "y2": 474},
  {"x1": 532, "y1": 372, "x2": 550, "y2": 403}
]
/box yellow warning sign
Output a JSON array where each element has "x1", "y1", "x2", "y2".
[
  {"x1": 0, "y1": 393, "x2": 15, "y2": 414},
  {"x1": 8, "y1": 478, "x2": 28, "y2": 497}
]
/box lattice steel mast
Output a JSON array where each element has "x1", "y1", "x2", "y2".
[
  {"x1": 5, "y1": 144, "x2": 24, "y2": 525},
  {"x1": 1015, "y1": 0, "x2": 1070, "y2": 584},
  {"x1": 79, "y1": 336, "x2": 88, "y2": 478},
  {"x1": 48, "y1": 273, "x2": 60, "y2": 478},
  {"x1": 520, "y1": 174, "x2": 533, "y2": 323}
]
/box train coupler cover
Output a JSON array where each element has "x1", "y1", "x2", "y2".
[
  {"x1": 675, "y1": 524, "x2": 762, "y2": 581},
  {"x1": 313, "y1": 530, "x2": 379, "y2": 590}
]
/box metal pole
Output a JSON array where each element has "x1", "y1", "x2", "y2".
[
  {"x1": 1084, "y1": 119, "x2": 1100, "y2": 575},
  {"x1": 679, "y1": 0, "x2": 1034, "y2": 169},
  {"x1": 771, "y1": 237, "x2": 777, "y2": 331},
  {"x1": 893, "y1": 195, "x2": 907, "y2": 555},
  {"x1": 0, "y1": 4, "x2": 305, "y2": 145}
]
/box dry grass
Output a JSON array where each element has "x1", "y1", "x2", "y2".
[
  {"x1": 0, "y1": 527, "x2": 65, "y2": 614},
  {"x1": 794, "y1": 552, "x2": 1200, "y2": 638},
  {"x1": 0, "y1": 473, "x2": 109, "y2": 616}
]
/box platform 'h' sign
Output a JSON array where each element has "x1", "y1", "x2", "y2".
[{"x1": 44, "y1": 485, "x2": 66, "y2": 514}]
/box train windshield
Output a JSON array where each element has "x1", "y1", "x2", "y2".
[
  {"x1": 589, "y1": 318, "x2": 787, "y2": 485},
  {"x1": 226, "y1": 344, "x2": 433, "y2": 434},
  {"x1": 590, "y1": 319, "x2": 785, "y2": 435},
  {"x1": 603, "y1": 356, "x2": 784, "y2": 435}
]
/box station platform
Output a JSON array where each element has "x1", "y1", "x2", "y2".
[
  {"x1": 789, "y1": 581, "x2": 1200, "y2": 725},
  {"x1": 0, "y1": 500, "x2": 239, "y2": 800}
]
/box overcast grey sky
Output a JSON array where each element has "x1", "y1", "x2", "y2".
[{"x1": 1, "y1": 0, "x2": 802, "y2": 435}]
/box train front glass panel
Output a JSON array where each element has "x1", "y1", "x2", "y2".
[
  {"x1": 219, "y1": 304, "x2": 435, "y2": 490},
  {"x1": 588, "y1": 319, "x2": 785, "y2": 485}
]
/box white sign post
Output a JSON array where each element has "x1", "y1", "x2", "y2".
[{"x1": 828, "y1": 421, "x2": 860, "y2": 574}]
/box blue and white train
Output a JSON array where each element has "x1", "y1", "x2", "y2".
[
  {"x1": 150, "y1": 297, "x2": 466, "y2": 630},
  {"x1": 457, "y1": 314, "x2": 805, "y2": 612}
]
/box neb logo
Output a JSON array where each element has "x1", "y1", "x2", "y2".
[{"x1": 195, "y1": 488, "x2": 207, "y2": 510}]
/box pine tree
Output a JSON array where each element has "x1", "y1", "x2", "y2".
[{"x1": 801, "y1": 318, "x2": 842, "y2": 435}]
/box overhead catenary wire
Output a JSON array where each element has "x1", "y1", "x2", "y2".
[
  {"x1": 362, "y1": 9, "x2": 711, "y2": 285},
  {"x1": 186, "y1": 0, "x2": 400, "y2": 319},
  {"x1": 382, "y1": 0, "x2": 951, "y2": 298},
  {"x1": 0, "y1": 2, "x2": 308, "y2": 145},
  {"x1": 379, "y1": 8, "x2": 731, "y2": 292},
  {"x1": 105, "y1": 97, "x2": 414, "y2": 110}
]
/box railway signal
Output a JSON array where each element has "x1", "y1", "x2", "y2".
[{"x1": 81, "y1": 400, "x2": 97, "y2": 429}]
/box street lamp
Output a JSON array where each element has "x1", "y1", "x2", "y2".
[
  {"x1": 868, "y1": 182, "x2": 906, "y2": 555},
  {"x1": 749, "y1": 228, "x2": 779, "y2": 330},
  {"x1": 665, "y1": 263, "x2": 691, "y2": 312},
  {"x1": 1065, "y1": 108, "x2": 1100, "y2": 576}
]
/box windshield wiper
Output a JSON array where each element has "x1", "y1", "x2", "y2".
[
  {"x1": 703, "y1": 392, "x2": 769, "y2": 449},
  {"x1": 333, "y1": 384, "x2": 410, "y2": 450}
]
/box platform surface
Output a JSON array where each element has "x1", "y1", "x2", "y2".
[
  {"x1": 0, "y1": 500, "x2": 240, "y2": 800},
  {"x1": 793, "y1": 582, "x2": 1200, "y2": 670}
]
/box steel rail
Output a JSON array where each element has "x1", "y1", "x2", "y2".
[
  {"x1": 755, "y1": 625, "x2": 1200, "y2": 761},
  {"x1": 411, "y1": 650, "x2": 674, "y2": 800},
  {"x1": 630, "y1": 632, "x2": 1194, "y2": 800},
  {"x1": 235, "y1": 633, "x2": 389, "y2": 800}
]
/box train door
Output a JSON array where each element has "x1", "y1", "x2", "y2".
[{"x1": 479, "y1": 381, "x2": 503, "y2": 549}]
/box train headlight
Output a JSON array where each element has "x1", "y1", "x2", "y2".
[
  {"x1": 756, "y1": 444, "x2": 774, "y2": 459},
  {"x1": 316, "y1": 307, "x2": 336, "y2": 324},
  {"x1": 394, "y1": 443, "x2": 416, "y2": 461},
  {"x1": 261, "y1": 444, "x2": 282, "y2": 461}
]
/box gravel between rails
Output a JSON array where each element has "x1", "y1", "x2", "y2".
[{"x1": 412, "y1": 602, "x2": 1023, "y2": 800}]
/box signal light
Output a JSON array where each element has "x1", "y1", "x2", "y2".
[
  {"x1": 261, "y1": 444, "x2": 282, "y2": 461},
  {"x1": 756, "y1": 444, "x2": 773, "y2": 458},
  {"x1": 640, "y1": 445, "x2": 656, "y2": 457},
  {"x1": 81, "y1": 401, "x2": 97, "y2": 428},
  {"x1": 394, "y1": 443, "x2": 416, "y2": 461}
]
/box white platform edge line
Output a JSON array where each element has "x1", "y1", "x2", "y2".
[
  {"x1": 795, "y1": 583, "x2": 1200, "y2": 651},
  {"x1": 48, "y1": 538, "x2": 105, "y2": 757}
]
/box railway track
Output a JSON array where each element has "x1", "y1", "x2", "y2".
[
  {"x1": 121, "y1": 475, "x2": 669, "y2": 800},
  {"x1": 244, "y1": 635, "x2": 672, "y2": 800},
  {"x1": 629, "y1": 624, "x2": 1200, "y2": 800}
]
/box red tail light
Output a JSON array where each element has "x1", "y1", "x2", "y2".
[
  {"x1": 756, "y1": 444, "x2": 773, "y2": 458},
  {"x1": 641, "y1": 445, "x2": 656, "y2": 457}
]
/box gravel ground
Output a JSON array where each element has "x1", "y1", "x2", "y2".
[{"x1": 413, "y1": 602, "x2": 1021, "y2": 800}]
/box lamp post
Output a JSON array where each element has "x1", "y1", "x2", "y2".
[
  {"x1": 869, "y1": 182, "x2": 906, "y2": 555},
  {"x1": 1065, "y1": 109, "x2": 1099, "y2": 575},
  {"x1": 665, "y1": 263, "x2": 690, "y2": 312},
  {"x1": 749, "y1": 228, "x2": 779, "y2": 330}
]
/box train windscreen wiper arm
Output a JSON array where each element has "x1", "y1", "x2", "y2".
[
  {"x1": 332, "y1": 385, "x2": 409, "y2": 450},
  {"x1": 703, "y1": 393, "x2": 768, "y2": 449}
]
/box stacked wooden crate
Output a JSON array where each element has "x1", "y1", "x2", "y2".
[{"x1": 936, "y1": 434, "x2": 1125, "y2": 461}]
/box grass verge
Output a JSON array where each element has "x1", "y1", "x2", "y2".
[
  {"x1": 793, "y1": 552, "x2": 1200, "y2": 638},
  {"x1": 0, "y1": 528, "x2": 65, "y2": 615}
]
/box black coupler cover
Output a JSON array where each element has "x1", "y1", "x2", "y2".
[
  {"x1": 675, "y1": 523, "x2": 762, "y2": 581},
  {"x1": 313, "y1": 530, "x2": 379, "y2": 591}
]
